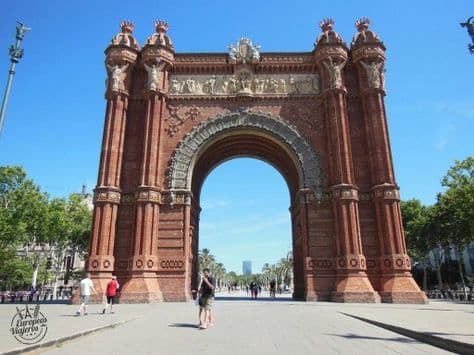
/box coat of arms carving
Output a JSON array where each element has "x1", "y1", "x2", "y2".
[{"x1": 228, "y1": 37, "x2": 260, "y2": 64}]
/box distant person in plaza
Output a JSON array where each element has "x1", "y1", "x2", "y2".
[
  {"x1": 102, "y1": 275, "x2": 120, "y2": 314},
  {"x1": 76, "y1": 273, "x2": 97, "y2": 316},
  {"x1": 250, "y1": 280, "x2": 258, "y2": 299},
  {"x1": 269, "y1": 279, "x2": 276, "y2": 299},
  {"x1": 198, "y1": 268, "x2": 215, "y2": 329}
]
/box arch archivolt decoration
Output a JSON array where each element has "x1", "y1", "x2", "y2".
[{"x1": 168, "y1": 109, "x2": 322, "y2": 193}]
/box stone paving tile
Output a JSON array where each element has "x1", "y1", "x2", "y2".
[{"x1": 1, "y1": 293, "x2": 469, "y2": 355}]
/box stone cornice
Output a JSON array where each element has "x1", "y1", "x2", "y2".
[{"x1": 171, "y1": 52, "x2": 317, "y2": 73}]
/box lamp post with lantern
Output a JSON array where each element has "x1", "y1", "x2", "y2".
[{"x1": 0, "y1": 21, "x2": 30, "y2": 136}]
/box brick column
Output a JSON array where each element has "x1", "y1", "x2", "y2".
[
  {"x1": 78, "y1": 29, "x2": 139, "y2": 303},
  {"x1": 119, "y1": 40, "x2": 173, "y2": 301},
  {"x1": 295, "y1": 189, "x2": 317, "y2": 301},
  {"x1": 118, "y1": 92, "x2": 164, "y2": 302},
  {"x1": 314, "y1": 19, "x2": 380, "y2": 302},
  {"x1": 351, "y1": 18, "x2": 426, "y2": 303}
]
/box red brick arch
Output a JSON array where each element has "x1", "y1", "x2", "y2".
[
  {"x1": 83, "y1": 19, "x2": 427, "y2": 304},
  {"x1": 168, "y1": 110, "x2": 322, "y2": 199}
]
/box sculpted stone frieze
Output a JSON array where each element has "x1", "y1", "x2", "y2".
[{"x1": 168, "y1": 73, "x2": 320, "y2": 96}]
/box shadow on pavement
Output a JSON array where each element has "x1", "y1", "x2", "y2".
[
  {"x1": 169, "y1": 323, "x2": 199, "y2": 329},
  {"x1": 215, "y1": 296, "x2": 296, "y2": 302},
  {"x1": 326, "y1": 333, "x2": 418, "y2": 343},
  {"x1": 59, "y1": 312, "x2": 104, "y2": 317},
  {"x1": 417, "y1": 308, "x2": 455, "y2": 312},
  {"x1": 425, "y1": 332, "x2": 474, "y2": 337}
]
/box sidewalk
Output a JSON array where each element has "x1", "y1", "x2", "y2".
[
  {"x1": 0, "y1": 302, "x2": 146, "y2": 354},
  {"x1": 0, "y1": 292, "x2": 472, "y2": 354}
]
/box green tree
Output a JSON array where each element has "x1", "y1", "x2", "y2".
[
  {"x1": 198, "y1": 248, "x2": 215, "y2": 272},
  {"x1": 66, "y1": 194, "x2": 92, "y2": 255},
  {"x1": 0, "y1": 166, "x2": 50, "y2": 288},
  {"x1": 401, "y1": 200, "x2": 441, "y2": 290},
  {"x1": 436, "y1": 157, "x2": 474, "y2": 297},
  {"x1": 0, "y1": 248, "x2": 32, "y2": 290},
  {"x1": 0, "y1": 166, "x2": 92, "y2": 293}
]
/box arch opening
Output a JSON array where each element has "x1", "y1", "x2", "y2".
[
  {"x1": 198, "y1": 158, "x2": 294, "y2": 299},
  {"x1": 191, "y1": 129, "x2": 302, "y2": 203}
]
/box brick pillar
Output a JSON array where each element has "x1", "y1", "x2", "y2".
[
  {"x1": 76, "y1": 34, "x2": 138, "y2": 304},
  {"x1": 314, "y1": 19, "x2": 380, "y2": 302},
  {"x1": 351, "y1": 18, "x2": 426, "y2": 303},
  {"x1": 296, "y1": 189, "x2": 317, "y2": 301},
  {"x1": 89, "y1": 95, "x2": 129, "y2": 282},
  {"x1": 119, "y1": 64, "x2": 171, "y2": 302}
]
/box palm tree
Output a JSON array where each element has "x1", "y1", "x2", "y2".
[{"x1": 198, "y1": 248, "x2": 215, "y2": 272}]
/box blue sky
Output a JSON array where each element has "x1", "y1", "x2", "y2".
[{"x1": 0, "y1": 1, "x2": 472, "y2": 273}]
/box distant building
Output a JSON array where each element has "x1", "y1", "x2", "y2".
[
  {"x1": 71, "y1": 184, "x2": 93, "y2": 211},
  {"x1": 426, "y1": 243, "x2": 474, "y2": 277},
  {"x1": 242, "y1": 260, "x2": 252, "y2": 275}
]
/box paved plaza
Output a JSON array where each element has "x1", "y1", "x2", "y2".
[{"x1": 0, "y1": 292, "x2": 473, "y2": 354}]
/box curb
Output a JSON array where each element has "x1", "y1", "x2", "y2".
[
  {"x1": 341, "y1": 312, "x2": 474, "y2": 355},
  {"x1": 2, "y1": 317, "x2": 139, "y2": 355}
]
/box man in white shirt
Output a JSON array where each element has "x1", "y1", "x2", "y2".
[{"x1": 76, "y1": 273, "x2": 97, "y2": 316}]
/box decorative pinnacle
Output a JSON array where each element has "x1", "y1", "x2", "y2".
[
  {"x1": 120, "y1": 21, "x2": 135, "y2": 34},
  {"x1": 355, "y1": 17, "x2": 370, "y2": 32},
  {"x1": 319, "y1": 18, "x2": 334, "y2": 32},
  {"x1": 155, "y1": 20, "x2": 169, "y2": 33}
]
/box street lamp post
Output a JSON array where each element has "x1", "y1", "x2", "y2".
[
  {"x1": 460, "y1": 16, "x2": 474, "y2": 54},
  {"x1": 0, "y1": 21, "x2": 31, "y2": 136}
]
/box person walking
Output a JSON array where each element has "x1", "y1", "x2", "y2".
[
  {"x1": 269, "y1": 279, "x2": 276, "y2": 300},
  {"x1": 249, "y1": 280, "x2": 257, "y2": 299},
  {"x1": 198, "y1": 268, "x2": 215, "y2": 329},
  {"x1": 76, "y1": 273, "x2": 97, "y2": 316},
  {"x1": 102, "y1": 275, "x2": 119, "y2": 314}
]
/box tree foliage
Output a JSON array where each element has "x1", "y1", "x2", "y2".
[
  {"x1": 0, "y1": 166, "x2": 49, "y2": 249},
  {"x1": 0, "y1": 166, "x2": 92, "y2": 290},
  {"x1": 437, "y1": 157, "x2": 474, "y2": 249},
  {"x1": 401, "y1": 156, "x2": 473, "y2": 260},
  {"x1": 400, "y1": 157, "x2": 473, "y2": 291}
]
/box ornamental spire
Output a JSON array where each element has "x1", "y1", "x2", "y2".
[
  {"x1": 314, "y1": 18, "x2": 343, "y2": 47},
  {"x1": 110, "y1": 20, "x2": 139, "y2": 50}
]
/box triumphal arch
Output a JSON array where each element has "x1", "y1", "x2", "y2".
[{"x1": 86, "y1": 18, "x2": 427, "y2": 303}]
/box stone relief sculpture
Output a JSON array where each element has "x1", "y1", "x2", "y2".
[
  {"x1": 203, "y1": 75, "x2": 217, "y2": 94},
  {"x1": 106, "y1": 63, "x2": 129, "y2": 92},
  {"x1": 323, "y1": 58, "x2": 345, "y2": 89},
  {"x1": 380, "y1": 67, "x2": 386, "y2": 91},
  {"x1": 168, "y1": 73, "x2": 320, "y2": 96},
  {"x1": 228, "y1": 37, "x2": 261, "y2": 64},
  {"x1": 361, "y1": 61, "x2": 383, "y2": 88},
  {"x1": 144, "y1": 60, "x2": 160, "y2": 91},
  {"x1": 170, "y1": 79, "x2": 181, "y2": 94}
]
